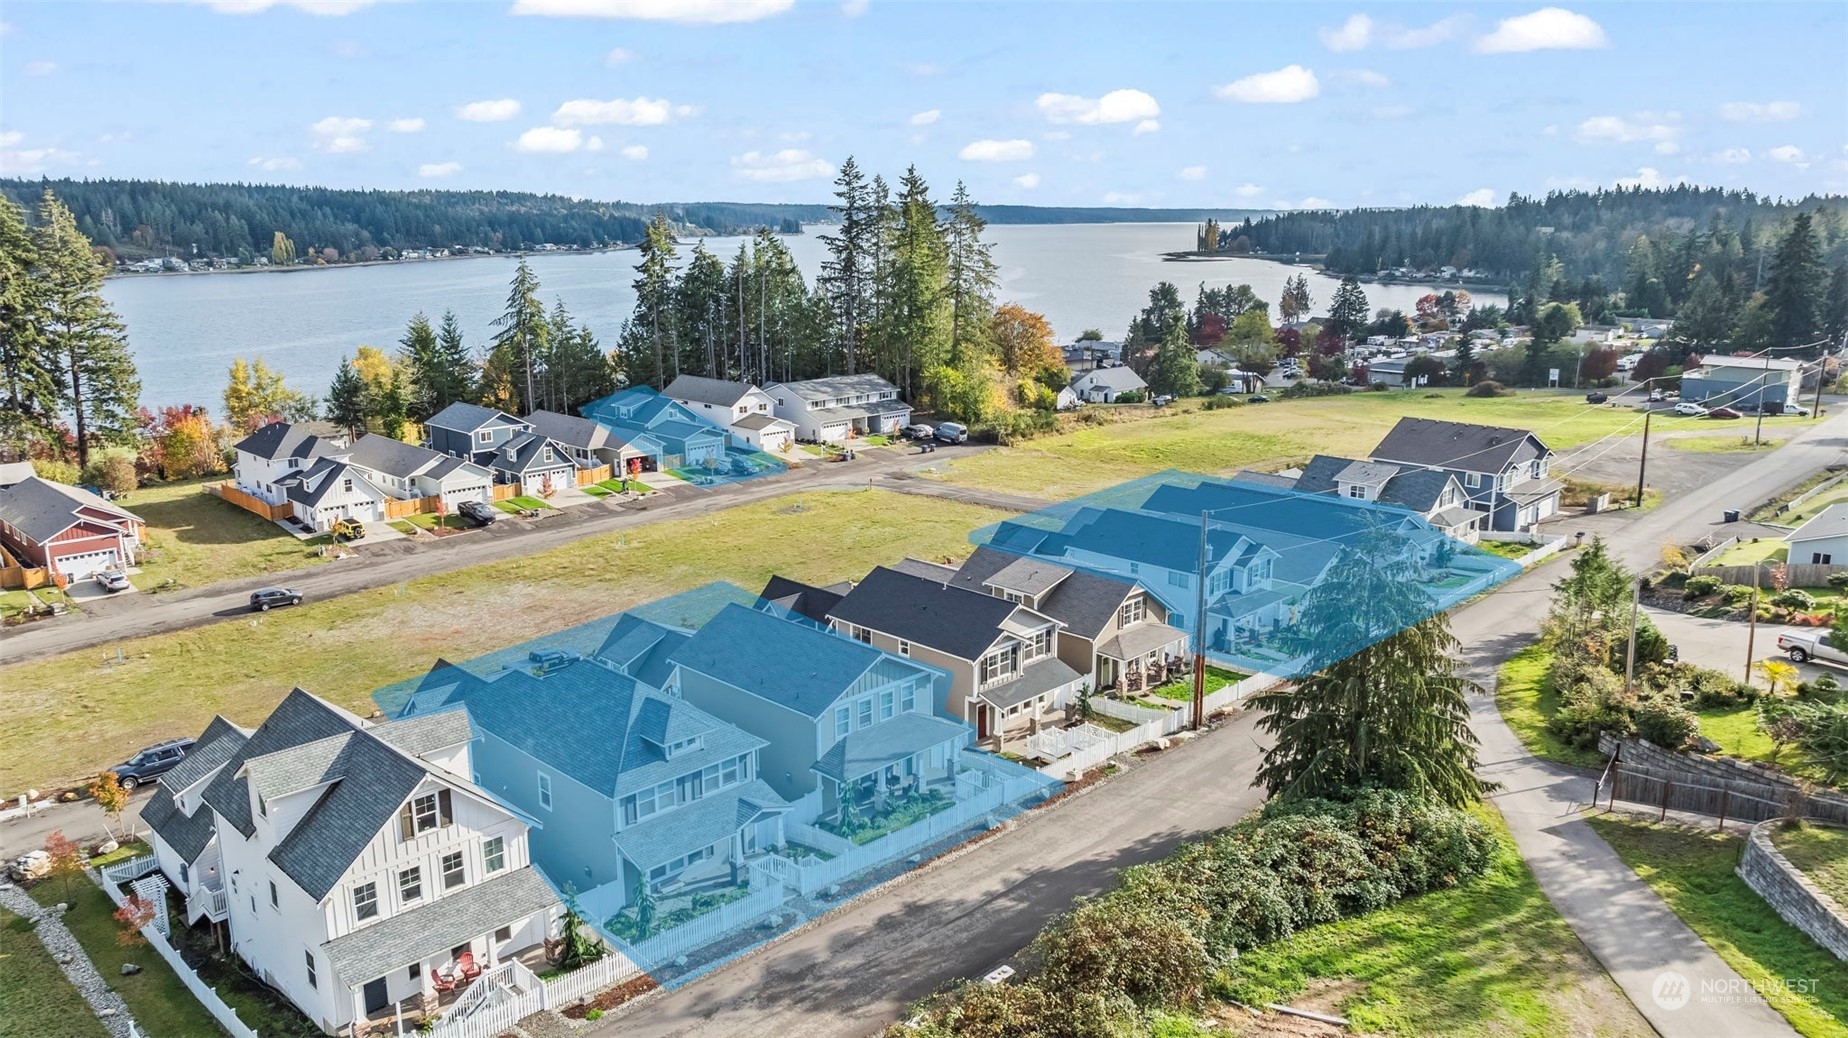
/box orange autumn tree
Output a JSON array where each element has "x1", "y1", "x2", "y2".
[
  {"x1": 113, "y1": 893, "x2": 157, "y2": 946},
  {"x1": 43, "y1": 830, "x2": 85, "y2": 900},
  {"x1": 988, "y1": 303, "x2": 1066, "y2": 390}
]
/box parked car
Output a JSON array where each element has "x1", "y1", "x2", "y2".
[
  {"x1": 934, "y1": 422, "x2": 968, "y2": 444},
  {"x1": 1648, "y1": 389, "x2": 1666, "y2": 402},
  {"x1": 1762, "y1": 401, "x2": 1811, "y2": 417},
  {"x1": 903, "y1": 423, "x2": 935, "y2": 440},
  {"x1": 1584, "y1": 391, "x2": 1608, "y2": 404},
  {"x1": 94, "y1": 569, "x2": 131, "y2": 593},
  {"x1": 1151, "y1": 395, "x2": 1175, "y2": 406},
  {"x1": 1280, "y1": 370, "x2": 1302, "y2": 380},
  {"x1": 528, "y1": 648, "x2": 582, "y2": 671},
  {"x1": 1780, "y1": 631, "x2": 1848, "y2": 666},
  {"x1": 1706, "y1": 406, "x2": 1743, "y2": 419},
  {"x1": 331, "y1": 517, "x2": 365, "y2": 542},
  {"x1": 457, "y1": 499, "x2": 498, "y2": 527},
  {"x1": 249, "y1": 586, "x2": 303, "y2": 611},
  {"x1": 1248, "y1": 394, "x2": 1271, "y2": 403},
  {"x1": 1672, "y1": 402, "x2": 1709, "y2": 416},
  {"x1": 108, "y1": 737, "x2": 197, "y2": 790}
]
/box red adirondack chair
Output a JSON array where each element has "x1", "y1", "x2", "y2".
[{"x1": 457, "y1": 952, "x2": 482, "y2": 981}]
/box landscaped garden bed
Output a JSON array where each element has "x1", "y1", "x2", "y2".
[
  {"x1": 560, "y1": 974, "x2": 659, "y2": 1020},
  {"x1": 602, "y1": 886, "x2": 754, "y2": 942},
  {"x1": 822, "y1": 788, "x2": 956, "y2": 845},
  {"x1": 1147, "y1": 666, "x2": 1247, "y2": 702}
]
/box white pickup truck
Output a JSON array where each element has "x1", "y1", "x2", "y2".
[{"x1": 1777, "y1": 631, "x2": 1848, "y2": 666}]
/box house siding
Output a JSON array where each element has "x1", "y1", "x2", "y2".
[
  {"x1": 468, "y1": 728, "x2": 620, "y2": 892},
  {"x1": 675, "y1": 670, "x2": 821, "y2": 805}
]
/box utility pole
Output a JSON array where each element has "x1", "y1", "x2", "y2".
[
  {"x1": 1634, "y1": 409, "x2": 1652, "y2": 508},
  {"x1": 1754, "y1": 351, "x2": 1772, "y2": 446},
  {"x1": 1192, "y1": 511, "x2": 1210, "y2": 731},
  {"x1": 1624, "y1": 578, "x2": 1642, "y2": 694},
  {"x1": 1745, "y1": 584, "x2": 1760, "y2": 685}
]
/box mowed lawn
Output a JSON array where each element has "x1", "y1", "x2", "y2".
[
  {"x1": 1217, "y1": 805, "x2": 1651, "y2": 1037},
  {"x1": 118, "y1": 476, "x2": 332, "y2": 591},
  {"x1": 921, "y1": 389, "x2": 1706, "y2": 500},
  {"x1": 1771, "y1": 823, "x2": 1848, "y2": 907},
  {"x1": 1, "y1": 488, "x2": 1009, "y2": 790},
  {"x1": 0, "y1": 909, "x2": 112, "y2": 1038}
]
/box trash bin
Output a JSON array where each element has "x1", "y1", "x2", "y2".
[{"x1": 1722, "y1": 509, "x2": 1741, "y2": 523}]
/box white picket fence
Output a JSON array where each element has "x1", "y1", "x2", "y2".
[
  {"x1": 425, "y1": 989, "x2": 544, "y2": 1038},
  {"x1": 613, "y1": 880, "x2": 790, "y2": 971},
  {"x1": 1033, "y1": 669, "x2": 1292, "y2": 779},
  {"x1": 91, "y1": 861, "x2": 261, "y2": 1038},
  {"x1": 781, "y1": 782, "x2": 1019, "y2": 897},
  {"x1": 540, "y1": 951, "x2": 641, "y2": 1007}
]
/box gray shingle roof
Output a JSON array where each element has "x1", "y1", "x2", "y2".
[
  {"x1": 594, "y1": 615, "x2": 689, "y2": 689},
  {"x1": 670, "y1": 603, "x2": 920, "y2": 719},
  {"x1": 232, "y1": 421, "x2": 343, "y2": 463},
  {"x1": 373, "y1": 711, "x2": 472, "y2": 758},
  {"x1": 264, "y1": 731, "x2": 431, "y2": 900},
  {"x1": 827, "y1": 567, "x2": 1019, "y2": 661},
  {"x1": 1369, "y1": 417, "x2": 1548, "y2": 474},
  {"x1": 279, "y1": 459, "x2": 382, "y2": 509},
  {"x1": 664, "y1": 374, "x2": 757, "y2": 408},
  {"x1": 1293, "y1": 455, "x2": 1456, "y2": 514},
  {"x1": 200, "y1": 689, "x2": 359, "y2": 837},
  {"x1": 1093, "y1": 622, "x2": 1188, "y2": 662},
  {"x1": 0, "y1": 476, "x2": 142, "y2": 544},
  {"x1": 345, "y1": 435, "x2": 454, "y2": 480},
  {"x1": 810, "y1": 712, "x2": 970, "y2": 784},
  {"x1": 140, "y1": 786, "x2": 218, "y2": 863},
  {"x1": 425, "y1": 402, "x2": 527, "y2": 435},
  {"x1": 611, "y1": 780, "x2": 787, "y2": 872},
  {"x1": 523, "y1": 410, "x2": 616, "y2": 452},
  {"x1": 767, "y1": 373, "x2": 902, "y2": 403},
  {"x1": 974, "y1": 656, "x2": 1084, "y2": 711},
  {"x1": 984, "y1": 556, "x2": 1074, "y2": 598},
  {"x1": 491, "y1": 432, "x2": 575, "y2": 475},
  {"x1": 758, "y1": 576, "x2": 844, "y2": 625},
  {"x1": 319, "y1": 865, "x2": 558, "y2": 986},
  {"x1": 731, "y1": 413, "x2": 788, "y2": 432},
  {"x1": 161, "y1": 716, "x2": 249, "y2": 795},
  {"x1": 945, "y1": 546, "x2": 1139, "y2": 641}
]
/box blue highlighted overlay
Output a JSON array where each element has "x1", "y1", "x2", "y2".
[{"x1": 580, "y1": 387, "x2": 786, "y2": 488}]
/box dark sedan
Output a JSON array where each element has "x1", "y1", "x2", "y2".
[
  {"x1": 250, "y1": 587, "x2": 304, "y2": 611},
  {"x1": 457, "y1": 499, "x2": 498, "y2": 527},
  {"x1": 1707, "y1": 406, "x2": 1743, "y2": 419}
]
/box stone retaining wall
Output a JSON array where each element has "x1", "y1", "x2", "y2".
[
  {"x1": 1597, "y1": 735, "x2": 1848, "y2": 825},
  {"x1": 1737, "y1": 820, "x2": 1848, "y2": 961}
]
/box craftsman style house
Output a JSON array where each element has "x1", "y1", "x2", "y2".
[
  {"x1": 1367, "y1": 417, "x2": 1559, "y2": 532},
  {"x1": 343, "y1": 436, "x2": 494, "y2": 508},
  {"x1": 422, "y1": 403, "x2": 531, "y2": 464},
  {"x1": 664, "y1": 375, "x2": 797, "y2": 454},
  {"x1": 231, "y1": 422, "x2": 350, "y2": 506},
  {"x1": 763, "y1": 374, "x2": 912, "y2": 443},
  {"x1": 0, "y1": 476, "x2": 147, "y2": 579},
  {"x1": 1285, "y1": 455, "x2": 1481, "y2": 542},
  {"x1": 522, "y1": 409, "x2": 660, "y2": 477},
  {"x1": 581, "y1": 389, "x2": 727, "y2": 470}
]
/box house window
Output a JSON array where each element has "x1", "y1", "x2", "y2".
[
  {"x1": 494, "y1": 926, "x2": 512, "y2": 944},
  {"x1": 1347, "y1": 484, "x2": 1367, "y2": 499},
  {"x1": 857, "y1": 698, "x2": 874, "y2": 728},
  {"x1": 476, "y1": 430, "x2": 492, "y2": 444},
  {"x1": 1167, "y1": 570, "x2": 1189, "y2": 589},
  {"x1": 399, "y1": 866, "x2": 422, "y2": 903},
  {"x1": 537, "y1": 773, "x2": 553, "y2": 811},
  {"x1": 353, "y1": 882, "x2": 379, "y2": 921},
  {"x1": 850, "y1": 624, "x2": 871, "y2": 644},
  {"x1": 834, "y1": 705, "x2": 850, "y2": 739},
  {"x1": 721, "y1": 757, "x2": 742, "y2": 785},
  {"x1": 305, "y1": 951, "x2": 317, "y2": 989},
  {"x1": 1028, "y1": 629, "x2": 1053, "y2": 659},
  {"x1": 902, "y1": 684, "x2": 918, "y2": 712},
  {"x1": 441, "y1": 851, "x2": 466, "y2": 890},
  {"x1": 399, "y1": 790, "x2": 454, "y2": 838},
  {"x1": 1001, "y1": 589, "x2": 1026, "y2": 604},
  {"x1": 979, "y1": 646, "x2": 1017, "y2": 686},
  {"x1": 1813, "y1": 553, "x2": 1833, "y2": 565},
  {"x1": 880, "y1": 689, "x2": 896, "y2": 721},
  {"x1": 409, "y1": 964, "x2": 420, "y2": 981},
  {"x1": 268, "y1": 880, "x2": 278, "y2": 908},
  {"x1": 1119, "y1": 597, "x2": 1145, "y2": 627},
  {"x1": 1465, "y1": 472, "x2": 1481, "y2": 488},
  {"x1": 342, "y1": 478, "x2": 353, "y2": 493},
  {"x1": 897, "y1": 639, "x2": 910, "y2": 657},
  {"x1": 258, "y1": 796, "x2": 267, "y2": 818},
  {"x1": 1128, "y1": 562, "x2": 1140, "y2": 576}
]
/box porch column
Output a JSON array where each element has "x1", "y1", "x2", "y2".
[
  {"x1": 484, "y1": 934, "x2": 499, "y2": 968},
  {"x1": 348, "y1": 986, "x2": 364, "y2": 1038},
  {"x1": 417, "y1": 957, "x2": 437, "y2": 1017}
]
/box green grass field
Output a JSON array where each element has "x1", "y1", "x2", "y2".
[
  {"x1": 1217, "y1": 805, "x2": 1650, "y2": 1037},
  {"x1": 1586, "y1": 816, "x2": 1848, "y2": 1037},
  {"x1": 0, "y1": 909, "x2": 112, "y2": 1038},
  {"x1": 1661, "y1": 435, "x2": 1786, "y2": 453},
  {"x1": 0, "y1": 489, "x2": 1011, "y2": 790},
  {"x1": 119, "y1": 477, "x2": 332, "y2": 591},
  {"x1": 1716, "y1": 538, "x2": 1789, "y2": 567},
  {"x1": 923, "y1": 389, "x2": 1743, "y2": 500},
  {"x1": 1771, "y1": 822, "x2": 1848, "y2": 908},
  {"x1": 494, "y1": 495, "x2": 554, "y2": 513}
]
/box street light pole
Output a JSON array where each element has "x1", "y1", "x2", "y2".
[{"x1": 1754, "y1": 351, "x2": 1773, "y2": 446}]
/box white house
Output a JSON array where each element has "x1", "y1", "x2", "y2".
[
  {"x1": 1055, "y1": 385, "x2": 1081, "y2": 410},
  {"x1": 764, "y1": 374, "x2": 912, "y2": 443},
  {"x1": 177, "y1": 689, "x2": 560, "y2": 1035},
  {"x1": 1785, "y1": 503, "x2": 1848, "y2": 566},
  {"x1": 664, "y1": 375, "x2": 797, "y2": 453},
  {"x1": 1071, "y1": 366, "x2": 1148, "y2": 404},
  {"x1": 232, "y1": 422, "x2": 350, "y2": 506},
  {"x1": 343, "y1": 435, "x2": 494, "y2": 508},
  {"x1": 275, "y1": 459, "x2": 390, "y2": 532}
]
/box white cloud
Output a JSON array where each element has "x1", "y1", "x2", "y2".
[
  {"x1": 457, "y1": 99, "x2": 521, "y2": 122},
  {"x1": 1457, "y1": 188, "x2": 1498, "y2": 207},
  {"x1": 1718, "y1": 101, "x2": 1801, "y2": 123},
  {"x1": 388, "y1": 117, "x2": 425, "y2": 133},
  {"x1": 1034, "y1": 88, "x2": 1160, "y2": 126},
  {"x1": 1214, "y1": 65, "x2": 1319, "y2": 104},
  {"x1": 959, "y1": 138, "x2": 1033, "y2": 162},
  {"x1": 1575, "y1": 114, "x2": 1678, "y2": 147},
  {"x1": 248, "y1": 155, "x2": 303, "y2": 172},
  {"x1": 899, "y1": 61, "x2": 940, "y2": 78},
  {"x1": 514, "y1": 126, "x2": 589, "y2": 153},
  {"x1": 1335, "y1": 68, "x2": 1391, "y2": 89},
  {"x1": 23, "y1": 60, "x2": 58, "y2": 76},
  {"x1": 1712, "y1": 147, "x2": 1752, "y2": 164},
  {"x1": 510, "y1": 0, "x2": 793, "y2": 23},
  {"x1": 1173, "y1": 165, "x2": 1206, "y2": 182},
  {"x1": 1133, "y1": 119, "x2": 1160, "y2": 135},
  {"x1": 1476, "y1": 7, "x2": 1607, "y2": 54},
  {"x1": 310, "y1": 115, "x2": 371, "y2": 153},
  {"x1": 908, "y1": 109, "x2": 941, "y2": 126},
  {"x1": 0, "y1": 132, "x2": 22, "y2": 148},
  {"x1": 1013, "y1": 173, "x2": 1040, "y2": 189},
  {"x1": 1768, "y1": 145, "x2": 1806, "y2": 165},
  {"x1": 1233, "y1": 183, "x2": 1264, "y2": 198},
  {"x1": 1319, "y1": 12, "x2": 1466, "y2": 51},
  {"x1": 0, "y1": 143, "x2": 80, "y2": 175},
  {"x1": 190, "y1": 0, "x2": 379, "y2": 14},
  {"x1": 840, "y1": 0, "x2": 868, "y2": 16},
  {"x1": 551, "y1": 97, "x2": 677, "y2": 126},
  {"x1": 418, "y1": 161, "x2": 462, "y2": 178},
  {"x1": 604, "y1": 47, "x2": 635, "y2": 65},
  {"x1": 731, "y1": 148, "x2": 833, "y2": 182},
  {"x1": 585, "y1": 135, "x2": 606, "y2": 151},
  {"x1": 1615, "y1": 167, "x2": 1690, "y2": 189},
  {"x1": 1103, "y1": 191, "x2": 1140, "y2": 205},
  {"x1": 1298, "y1": 197, "x2": 1334, "y2": 209},
  {"x1": 620, "y1": 144, "x2": 649, "y2": 161}
]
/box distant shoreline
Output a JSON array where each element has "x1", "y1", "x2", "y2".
[
  {"x1": 1158, "y1": 250, "x2": 1511, "y2": 291},
  {"x1": 107, "y1": 244, "x2": 636, "y2": 280}
]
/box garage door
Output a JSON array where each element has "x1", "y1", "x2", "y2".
[{"x1": 55, "y1": 549, "x2": 119, "y2": 578}]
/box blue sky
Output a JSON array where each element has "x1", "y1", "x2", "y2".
[{"x1": 2, "y1": 2, "x2": 1844, "y2": 210}]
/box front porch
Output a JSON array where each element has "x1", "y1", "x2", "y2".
[
  {"x1": 966, "y1": 656, "x2": 1084, "y2": 748},
  {"x1": 353, "y1": 944, "x2": 551, "y2": 1036},
  {"x1": 1091, "y1": 622, "x2": 1190, "y2": 698}
]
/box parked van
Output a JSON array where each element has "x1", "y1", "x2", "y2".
[{"x1": 935, "y1": 422, "x2": 968, "y2": 443}]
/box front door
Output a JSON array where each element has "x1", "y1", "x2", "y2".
[
  {"x1": 976, "y1": 704, "x2": 989, "y2": 739},
  {"x1": 362, "y1": 977, "x2": 389, "y2": 1014}
]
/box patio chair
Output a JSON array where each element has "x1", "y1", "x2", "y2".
[
  {"x1": 457, "y1": 952, "x2": 482, "y2": 981},
  {"x1": 431, "y1": 971, "x2": 457, "y2": 995}
]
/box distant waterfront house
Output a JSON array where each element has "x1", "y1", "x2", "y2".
[
  {"x1": 1071, "y1": 365, "x2": 1148, "y2": 403},
  {"x1": 582, "y1": 389, "x2": 728, "y2": 470},
  {"x1": 669, "y1": 603, "x2": 970, "y2": 821},
  {"x1": 343, "y1": 434, "x2": 494, "y2": 507},
  {"x1": 0, "y1": 476, "x2": 147, "y2": 579},
  {"x1": 1285, "y1": 454, "x2": 1481, "y2": 542},
  {"x1": 665, "y1": 375, "x2": 797, "y2": 453},
  {"x1": 423, "y1": 403, "x2": 532, "y2": 464},
  {"x1": 764, "y1": 374, "x2": 912, "y2": 443}
]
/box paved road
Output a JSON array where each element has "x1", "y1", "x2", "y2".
[{"x1": 0, "y1": 445, "x2": 1010, "y2": 665}]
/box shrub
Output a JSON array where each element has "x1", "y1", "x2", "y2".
[
  {"x1": 1828, "y1": 573, "x2": 1848, "y2": 590},
  {"x1": 1634, "y1": 697, "x2": 1700, "y2": 748},
  {"x1": 1033, "y1": 900, "x2": 1211, "y2": 1009},
  {"x1": 1722, "y1": 584, "x2": 1757, "y2": 603},
  {"x1": 1549, "y1": 666, "x2": 1637, "y2": 749},
  {"x1": 1368, "y1": 381, "x2": 1391, "y2": 391},
  {"x1": 1797, "y1": 673, "x2": 1844, "y2": 703},
  {"x1": 1113, "y1": 389, "x2": 1146, "y2": 404},
  {"x1": 31, "y1": 458, "x2": 80, "y2": 484},
  {"x1": 1684, "y1": 665, "x2": 1757, "y2": 708},
  {"x1": 1466, "y1": 379, "x2": 1513, "y2": 398},
  {"x1": 1772, "y1": 588, "x2": 1817, "y2": 613},
  {"x1": 1280, "y1": 379, "x2": 1351, "y2": 399},
  {"x1": 1200, "y1": 394, "x2": 1242, "y2": 411},
  {"x1": 1682, "y1": 575, "x2": 1722, "y2": 599}
]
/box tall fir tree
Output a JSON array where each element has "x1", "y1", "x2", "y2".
[
  {"x1": 0, "y1": 194, "x2": 60, "y2": 454},
  {"x1": 885, "y1": 166, "x2": 949, "y2": 399},
  {"x1": 33, "y1": 191, "x2": 140, "y2": 467},
  {"x1": 325, "y1": 356, "x2": 369, "y2": 436},
  {"x1": 1764, "y1": 211, "x2": 1827, "y2": 351},
  {"x1": 487, "y1": 257, "x2": 548, "y2": 411},
  {"x1": 626, "y1": 214, "x2": 679, "y2": 389},
  {"x1": 942, "y1": 180, "x2": 998, "y2": 364},
  {"x1": 1325, "y1": 276, "x2": 1370, "y2": 340},
  {"x1": 819, "y1": 156, "x2": 872, "y2": 374},
  {"x1": 398, "y1": 312, "x2": 443, "y2": 421}
]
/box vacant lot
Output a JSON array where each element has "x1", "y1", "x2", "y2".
[
  {"x1": 1218, "y1": 806, "x2": 1651, "y2": 1037},
  {"x1": 1, "y1": 488, "x2": 1008, "y2": 790},
  {"x1": 0, "y1": 909, "x2": 111, "y2": 1038},
  {"x1": 920, "y1": 389, "x2": 1779, "y2": 500},
  {"x1": 122, "y1": 476, "x2": 331, "y2": 591},
  {"x1": 1587, "y1": 815, "x2": 1848, "y2": 1037}
]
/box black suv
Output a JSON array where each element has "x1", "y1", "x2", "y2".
[
  {"x1": 458, "y1": 499, "x2": 498, "y2": 527},
  {"x1": 249, "y1": 587, "x2": 303, "y2": 611},
  {"x1": 109, "y1": 738, "x2": 196, "y2": 789}
]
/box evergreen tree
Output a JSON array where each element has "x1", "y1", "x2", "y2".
[
  {"x1": 1764, "y1": 211, "x2": 1827, "y2": 350},
  {"x1": 1146, "y1": 319, "x2": 1202, "y2": 398},
  {"x1": 424, "y1": 310, "x2": 476, "y2": 416},
  {"x1": 942, "y1": 180, "x2": 998, "y2": 363},
  {"x1": 675, "y1": 244, "x2": 729, "y2": 380},
  {"x1": 0, "y1": 194, "x2": 59, "y2": 454},
  {"x1": 487, "y1": 257, "x2": 549, "y2": 410},
  {"x1": 1279, "y1": 273, "x2": 1313, "y2": 324},
  {"x1": 819, "y1": 157, "x2": 872, "y2": 374},
  {"x1": 547, "y1": 320, "x2": 614, "y2": 414},
  {"x1": 1824, "y1": 265, "x2": 1848, "y2": 344},
  {"x1": 626, "y1": 214, "x2": 679, "y2": 389},
  {"x1": 1450, "y1": 338, "x2": 1477, "y2": 383},
  {"x1": 1251, "y1": 524, "x2": 1484, "y2": 807},
  {"x1": 374, "y1": 373, "x2": 408, "y2": 440},
  {"x1": 398, "y1": 312, "x2": 443, "y2": 420},
  {"x1": 1325, "y1": 276, "x2": 1369, "y2": 340},
  {"x1": 325, "y1": 356, "x2": 368, "y2": 436},
  {"x1": 33, "y1": 191, "x2": 139, "y2": 467},
  {"x1": 884, "y1": 166, "x2": 950, "y2": 398}
]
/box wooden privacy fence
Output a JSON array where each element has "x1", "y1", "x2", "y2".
[
  {"x1": 575, "y1": 464, "x2": 613, "y2": 487},
  {"x1": 207, "y1": 481, "x2": 291, "y2": 521},
  {"x1": 383, "y1": 495, "x2": 440, "y2": 519},
  {"x1": 1594, "y1": 736, "x2": 1848, "y2": 828},
  {"x1": 492, "y1": 484, "x2": 520, "y2": 501},
  {"x1": 1694, "y1": 561, "x2": 1848, "y2": 587}
]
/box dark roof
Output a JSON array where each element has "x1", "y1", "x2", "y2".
[
  {"x1": 425, "y1": 401, "x2": 527, "y2": 435},
  {"x1": 200, "y1": 689, "x2": 357, "y2": 837},
  {"x1": 491, "y1": 432, "x2": 575, "y2": 475},
  {"x1": 161, "y1": 716, "x2": 249, "y2": 794},
  {"x1": 595, "y1": 614, "x2": 689, "y2": 689},
  {"x1": 319, "y1": 866, "x2": 558, "y2": 986},
  {"x1": 278, "y1": 459, "x2": 381, "y2": 509},
  {"x1": 523, "y1": 410, "x2": 617, "y2": 451},
  {"x1": 345, "y1": 434, "x2": 452, "y2": 479},
  {"x1": 889, "y1": 558, "x2": 960, "y2": 582},
  {"x1": 669, "y1": 603, "x2": 917, "y2": 719},
  {"x1": 264, "y1": 732, "x2": 432, "y2": 900},
  {"x1": 231, "y1": 421, "x2": 342, "y2": 463},
  {"x1": 665, "y1": 374, "x2": 757, "y2": 407},
  {"x1": 0, "y1": 476, "x2": 141, "y2": 544},
  {"x1": 828, "y1": 566, "x2": 1018, "y2": 661},
  {"x1": 1369, "y1": 417, "x2": 1549, "y2": 474},
  {"x1": 759, "y1": 575, "x2": 845, "y2": 624},
  {"x1": 140, "y1": 786, "x2": 217, "y2": 863},
  {"x1": 975, "y1": 655, "x2": 1084, "y2": 711},
  {"x1": 945, "y1": 546, "x2": 1137, "y2": 640},
  {"x1": 1293, "y1": 455, "x2": 1456, "y2": 513}
]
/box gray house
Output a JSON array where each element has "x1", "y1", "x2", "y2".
[
  {"x1": 1367, "y1": 417, "x2": 1559, "y2": 532},
  {"x1": 1288, "y1": 454, "x2": 1480, "y2": 541},
  {"x1": 423, "y1": 403, "x2": 531, "y2": 464}
]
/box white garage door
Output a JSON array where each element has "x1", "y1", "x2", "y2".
[{"x1": 55, "y1": 549, "x2": 119, "y2": 578}]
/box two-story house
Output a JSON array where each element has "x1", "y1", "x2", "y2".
[
  {"x1": 423, "y1": 403, "x2": 531, "y2": 465},
  {"x1": 1367, "y1": 417, "x2": 1559, "y2": 532},
  {"x1": 483, "y1": 431, "x2": 577, "y2": 497},
  {"x1": 231, "y1": 421, "x2": 350, "y2": 506},
  {"x1": 1283, "y1": 454, "x2": 1481, "y2": 542},
  {"x1": 763, "y1": 374, "x2": 912, "y2": 443},
  {"x1": 181, "y1": 689, "x2": 559, "y2": 1035},
  {"x1": 912, "y1": 546, "x2": 1190, "y2": 697},
  {"x1": 272, "y1": 458, "x2": 390, "y2": 532},
  {"x1": 670, "y1": 603, "x2": 970, "y2": 822},
  {"x1": 523, "y1": 409, "x2": 662, "y2": 477},
  {"x1": 400, "y1": 646, "x2": 789, "y2": 921},
  {"x1": 141, "y1": 716, "x2": 251, "y2": 929},
  {"x1": 664, "y1": 375, "x2": 797, "y2": 454},
  {"x1": 821, "y1": 567, "x2": 1082, "y2": 743},
  {"x1": 581, "y1": 389, "x2": 728, "y2": 470},
  {"x1": 343, "y1": 435, "x2": 494, "y2": 509}
]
